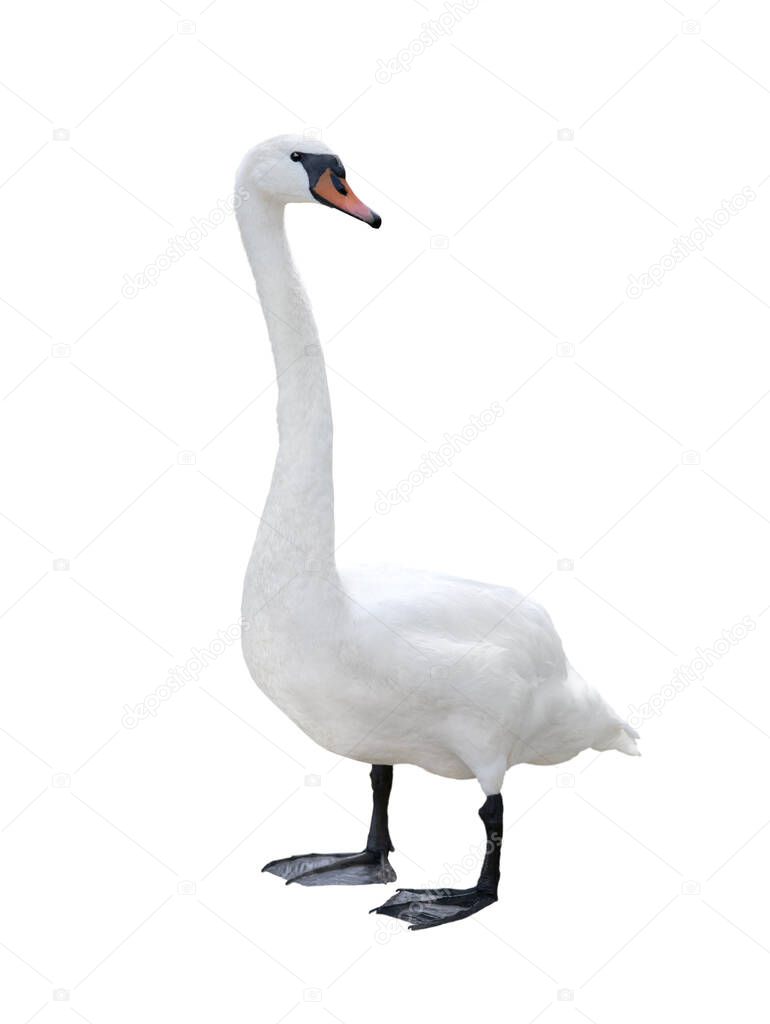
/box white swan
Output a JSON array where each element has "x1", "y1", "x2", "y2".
[{"x1": 236, "y1": 135, "x2": 639, "y2": 930}]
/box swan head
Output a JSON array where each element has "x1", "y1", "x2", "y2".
[{"x1": 237, "y1": 134, "x2": 381, "y2": 228}]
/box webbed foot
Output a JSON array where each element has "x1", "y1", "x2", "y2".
[
  {"x1": 263, "y1": 849, "x2": 396, "y2": 887},
  {"x1": 371, "y1": 886, "x2": 497, "y2": 929}
]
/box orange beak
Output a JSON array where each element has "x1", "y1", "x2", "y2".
[{"x1": 311, "y1": 168, "x2": 381, "y2": 229}]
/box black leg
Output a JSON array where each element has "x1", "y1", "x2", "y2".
[
  {"x1": 371, "y1": 793, "x2": 503, "y2": 930},
  {"x1": 477, "y1": 794, "x2": 503, "y2": 895},
  {"x1": 262, "y1": 765, "x2": 397, "y2": 887},
  {"x1": 366, "y1": 765, "x2": 394, "y2": 853}
]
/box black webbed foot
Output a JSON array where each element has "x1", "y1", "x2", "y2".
[
  {"x1": 371, "y1": 886, "x2": 497, "y2": 929},
  {"x1": 263, "y1": 849, "x2": 396, "y2": 886}
]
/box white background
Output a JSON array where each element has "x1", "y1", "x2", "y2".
[{"x1": 3, "y1": 0, "x2": 770, "y2": 1021}]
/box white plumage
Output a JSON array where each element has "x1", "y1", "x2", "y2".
[{"x1": 235, "y1": 134, "x2": 638, "y2": 925}]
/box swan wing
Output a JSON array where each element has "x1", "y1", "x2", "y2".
[
  {"x1": 335, "y1": 565, "x2": 639, "y2": 766},
  {"x1": 336, "y1": 565, "x2": 567, "y2": 683}
]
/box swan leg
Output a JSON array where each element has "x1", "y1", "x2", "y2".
[
  {"x1": 371, "y1": 793, "x2": 503, "y2": 929},
  {"x1": 262, "y1": 765, "x2": 396, "y2": 886}
]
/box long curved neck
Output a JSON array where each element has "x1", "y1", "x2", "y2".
[{"x1": 238, "y1": 190, "x2": 335, "y2": 574}]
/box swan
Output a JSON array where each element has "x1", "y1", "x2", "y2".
[{"x1": 236, "y1": 135, "x2": 640, "y2": 930}]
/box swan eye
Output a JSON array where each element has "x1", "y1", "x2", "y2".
[{"x1": 290, "y1": 151, "x2": 301, "y2": 162}]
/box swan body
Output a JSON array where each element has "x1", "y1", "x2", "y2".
[
  {"x1": 244, "y1": 562, "x2": 638, "y2": 794},
  {"x1": 236, "y1": 135, "x2": 638, "y2": 927}
]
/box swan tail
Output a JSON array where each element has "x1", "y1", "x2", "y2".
[
  {"x1": 593, "y1": 722, "x2": 641, "y2": 757},
  {"x1": 566, "y1": 665, "x2": 641, "y2": 757}
]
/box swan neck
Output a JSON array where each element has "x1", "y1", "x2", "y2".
[{"x1": 238, "y1": 190, "x2": 335, "y2": 571}]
